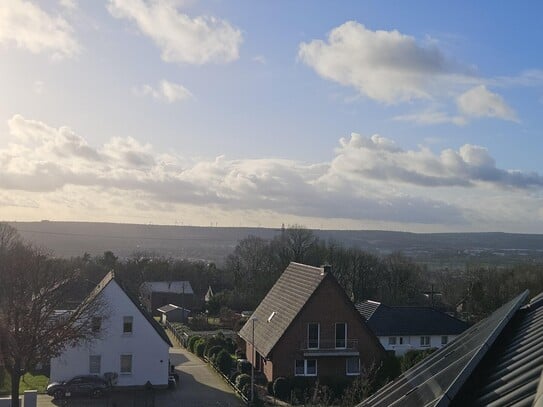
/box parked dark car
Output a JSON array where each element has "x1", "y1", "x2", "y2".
[{"x1": 46, "y1": 375, "x2": 111, "y2": 399}]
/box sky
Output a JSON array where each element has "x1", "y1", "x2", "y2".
[{"x1": 1, "y1": 0, "x2": 543, "y2": 232}]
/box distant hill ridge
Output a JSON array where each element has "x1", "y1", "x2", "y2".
[{"x1": 7, "y1": 221, "x2": 543, "y2": 266}]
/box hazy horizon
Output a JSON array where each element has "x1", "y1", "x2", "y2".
[{"x1": 2, "y1": 1, "x2": 543, "y2": 233}]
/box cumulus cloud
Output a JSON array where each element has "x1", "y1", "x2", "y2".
[
  {"x1": 3, "y1": 115, "x2": 543, "y2": 227},
  {"x1": 298, "y1": 21, "x2": 467, "y2": 104},
  {"x1": 298, "y1": 21, "x2": 528, "y2": 126},
  {"x1": 108, "y1": 0, "x2": 242, "y2": 64},
  {"x1": 134, "y1": 80, "x2": 192, "y2": 103},
  {"x1": 457, "y1": 85, "x2": 518, "y2": 122},
  {"x1": 327, "y1": 133, "x2": 543, "y2": 189},
  {"x1": 0, "y1": 0, "x2": 79, "y2": 57}
]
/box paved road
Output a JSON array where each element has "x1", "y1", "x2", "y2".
[{"x1": 37, "y1": 346, "x2": 242, "y2": 407}]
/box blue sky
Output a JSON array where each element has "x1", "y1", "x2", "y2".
[{"x1": 1, "y1": 0, "x2": 543, "y2": 232}]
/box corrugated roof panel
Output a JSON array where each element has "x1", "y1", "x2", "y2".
[
  {"x1": 451, "y1": 292, "x2": 543, "y2": 407},
  {"x1": 358, "y1": 291, "x2": 528, "y2": 407}
]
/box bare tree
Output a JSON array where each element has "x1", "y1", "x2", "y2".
[{"x1": 0, "y1": 223, "x2": 108, "y2": 407}]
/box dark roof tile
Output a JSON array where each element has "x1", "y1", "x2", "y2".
[{"x1": 238, "y1": 262, "x2": 327, "y2": 358}]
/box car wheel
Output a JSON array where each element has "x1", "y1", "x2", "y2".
[
  {"x1": 92, "y1": 389, "x2": 103, "y2": 398},
  {"x1": 53, "y1": 389, "x2": 65, "y2": 399}
]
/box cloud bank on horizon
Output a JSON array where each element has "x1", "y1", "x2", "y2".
[
  {"x1": 1, "y1": 1, "x2": 542, "y2": 231},
  {"x1": 2, "y1": 114, "x2": 543, "y2": 231}
]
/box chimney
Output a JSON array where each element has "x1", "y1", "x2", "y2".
[{"x1": 321, "y1": 264, "x2": 332, "y2": 275}]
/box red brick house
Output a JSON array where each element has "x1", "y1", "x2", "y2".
[{"x1": 238, "y1": 262, "x2": 385, "y2": 382}]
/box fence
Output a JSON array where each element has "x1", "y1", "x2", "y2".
[{"x1": 164, "y1": 320, "x2": 189, "y2": 347}]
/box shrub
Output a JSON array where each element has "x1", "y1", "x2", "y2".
[
  {"x1": 207, "y1": 345, "x2": 224, "y2": 362},
  {"x1": 205, "y1": 335, "x2": 227, "y2": 356},
  {"x1": 187, "y1": 335, "x2": 201, "y2": 353},
  {"x1": 236, "y1": 373, "x2": 251, "y2": 390},
  {"x1": 195, "y1": 339, "x2": 207, "y2": 357},
  {"x1": 273, "y1": 377, "x2": 290, "y2": 400},
  {"x1": 266, "y1": 381, "x2": 274, "y2": 395},
  {"x1": 235, "y1": 348, "x2": 246, "y2": 359},
  {"x1": 224, "y1": 338, "x2": 236, "y2": 354},
  {"x1": 230, "y1": 371, "x2": 241, "y2": 383},
  {"x1": 241, "y1": 383, "x2": 252, "y2": 399},
  {"x1": 216, "y1": 349, "x2": 233, "y2": 375},
  {"x1": 237, "y1": 359, "x2": 251, "y2": 374}
]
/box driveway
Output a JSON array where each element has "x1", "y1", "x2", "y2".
[{"x1": 37, "y1": 346, "x2": 242, "y2": 407}]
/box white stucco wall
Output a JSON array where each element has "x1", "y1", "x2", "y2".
[
  {"x1": 379, "y1": 334, "x2": 459, "y2": 356},
  {"x1": 50, "y1": 280, "x2": 170, "y2": 387}
]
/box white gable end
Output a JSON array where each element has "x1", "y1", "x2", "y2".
[{"x1": 50, "y1": 278, "x2": 171, "y2": 387}]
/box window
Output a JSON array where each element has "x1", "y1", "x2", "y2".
[
  {"x1": 388, "y1": 337, "x2": 396, "y2": 345},
  {"x1": 307, "y1": 323, "x2": 319, "y2": 349},
  {"x1": 441, "y1": 335, "x2": 448, "y2": 345},
  {"x1": 123, "y1": 316, "x2": 133, "y2": 334},
  {"x1": 346, "y1": 357, "x2": 360, "y2": 375},
  {"x1": 120, "y1": 354, "x2": 132, "y2": 374},
  {"x1": 91, "y1": 317, "x2": 101, "y2": 333},
  {"x1": 335, "y1": 323, "x2": 347, "y2": 348},
  {"x1": 295, "y1": 360, "x2": 317, "y2": 376},
  {"x1": 420, "y1": 336, "x2": 430, "y2": 347},
  {"x1": 399, "y1": 337, "x2": 404, "y2": 345},
  {"x1": 89, "y1": 355, "x2": 101, "y2": 374}
]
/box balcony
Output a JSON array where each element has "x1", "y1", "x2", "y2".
[{"x1": 300, "y1": 339, "x2": 360, "y2": 357}]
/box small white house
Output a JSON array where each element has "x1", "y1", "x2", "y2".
[
  {"x1": 157, "y1": 304, "x2": 190, "y2": 324},
  {"x1": 356, "y1": 300, "x2": 469, "y2": 356},
  {"x1": 50, "y1": 272, "x2": 172, "y2": 388}
]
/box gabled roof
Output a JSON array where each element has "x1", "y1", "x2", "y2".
[
  {"x1": 355, "y1": 301, "x2": 469, "y2": 336},
  {"x1": 238, "y1": 262, "x2": 328, "y2": 358},
  {"x1": 358, "y1": 291, "x2": 529, "y2": 407},
  {"x1": 140, "y1": 281, "x2": 194, "y2": 295},
  {"x1": 205, "y1": 286, "x2": 214, "y2": 302},
  {"x1": 91, "y1": 272, "x2": 172, "y2": 347}
]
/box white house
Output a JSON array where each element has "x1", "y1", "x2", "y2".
[
  {"x1": 355, "y1": 300, "x2": 469, "y2": 356},
  {"x1": 50, "y1": 272, "x2": 173, "y2": 388}
]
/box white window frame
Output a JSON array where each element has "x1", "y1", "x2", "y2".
[
  {"x1": 120, "y1": 354, "x2": 133, "y2": 374},
  {"x1": 420, "y1": 336, "x2": 430, "y2": 347},
  {"x1": 346, "y1": 357, "x2": 361, "y2": 376},
  {"x1": 441, "y1": 335, "x2": 448, "y2": 345},
  {"x1": 388, "y1": 336, "x2": 396, "y2": 345},
  {"x1": 89, "y1": 355, "x2": 101, "y2": 374},
  {"x1": 123, "y1": 316, "x2": 133, "y2": 334},
  {"x1": 335, "y1": 322, "x2": 347, "y2": 349},
  {"x1": 307, "y1": 323, "x2": 320, "y2": 349},
  {"x1": 294, "y1": 359, "x2": 317, "y2": 377}
]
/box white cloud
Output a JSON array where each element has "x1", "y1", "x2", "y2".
[
  {"x1": 0, "y1": 0, "x2": 79, "y2": 57},
  {"x1": 4, "y1": 115, "x2": 543, "y2": 229},
  {"x1": 298, "y1": 21, "x2": 468, "y2": 104},
  {"x1": 135, "y1": 80, "x2": 192, "y2": 103},
  {"x1": 59, "y1": 0, "x2": 77, "y2": 10},
  {"x1": 394, "y1": 111, "x2": 467, "y2": 126},
  {"x1": 457, "y1": 85, "x2": 518, "y2": 122},
  {"x1": 108, "y1": 0, "x2": 243, "y2": 65}
]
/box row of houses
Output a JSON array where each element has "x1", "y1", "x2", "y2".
[{"x1": 51, "y1": 261, "x2": 542, "y2": 407}]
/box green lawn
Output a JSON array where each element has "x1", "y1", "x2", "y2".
[{"x1": 0, "y1": 371, "x2": 49, "y2": 395}]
